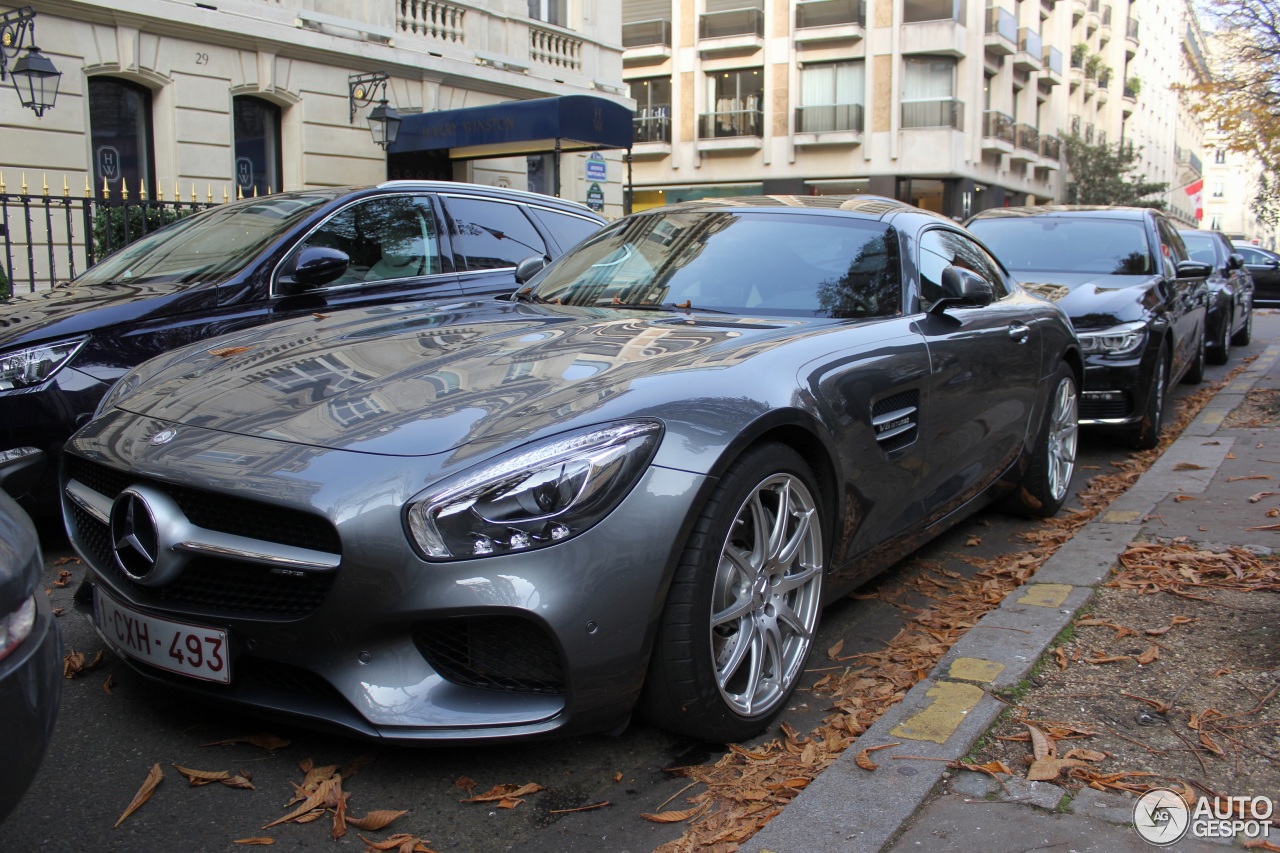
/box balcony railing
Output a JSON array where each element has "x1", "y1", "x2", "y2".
[
  {"x1": 796, "y1": 103, "x2": 865, "y2": 133},
  {"x1": 1044, "y1": 45, "x2": 1063, "y2": 75},
  {"x1": 633, "y1": 109, "x2": 672, "y2": 143},
  {"x1": 1070, "y1": 49, "x2": 1085, "y2": 69},
  {"x1": 699, "y1": 108, "x2": 764, "y2": 138},
  {"x1": 622, "y1": 19, "x2": 672, "y2": 48},
  {"x1": 903, "y1": 0, "x2": 965, "y2": 25},
  {"x1": 530, "y1": 27, "x2": 582, "y2": 69},
  {"x1": 1097, "y1": 130, "x2": 1106, "y2": 147},
  {"x1": 1015, "y1": 123, "x2": 1039, "y2": 152},
  {"x1": 396, "y1": 0, "x2": 466, "y2": 44},
  {"x1": 1084, "y1": 122, "x2": 1095, "y2": 143},
  {"x1": 1126, "y1": 16, "x2": 1140, "y2": 41},
  {"x1": 700, "y1": 7, "x2": 764, "y2": 39},
  {"x1": 796, "y1": 0, "x2": 865, "y2": 29},
  {"x1": 1123, "y1": 83, "x2": 1138, "y2": 99},
  {"x1": 1018, "y1": 28, "x2": 1042, "y2": 58},
  {"x1": 1040, "y1": 134, "x2": 1061, "y2": 160},
  {"x1": 1070, "y1": 114, "x2": 1081, "y2": 135},
  {"x1": 982, "y1": 110, "x2": 1015, "y2": 143},
  {"x1": 986, "y1": 6, "x2": 1016, "y2": 41},
  {"x1": 1190, "y1": 151, "x2": 1203, "y2": 175},
  {"x1": 1102, "y1": 4, "x2": 1112, "y2": 26},
  {"x1": 902, "y1": 98, "x2": 964, "y2": 129}
]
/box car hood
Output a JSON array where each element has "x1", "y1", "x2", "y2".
[
  {"x1": 0, "y1": 281, "x2": 212, "y2": 348},
  {"x1": 1012, "y1": 272, "x2": 1159, "y2": 329},
  {"x1": 112, "y1": 301, "x2": 818, "y2": 457},
  {"x1": 0, "y1": 491, "x2": 40, "y2": 614}
]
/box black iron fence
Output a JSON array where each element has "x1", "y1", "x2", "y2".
[{"x1": 1, "y1": 176, "x2": 223, "y2": 295}]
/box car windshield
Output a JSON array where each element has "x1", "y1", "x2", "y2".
[
  {"x1": 527, "y1": 210, "x2": 900, "y2": 318},
  {"x1": 1179, "y1": 232, "x2": 1220, "y2": 266},
  {"x1": 75, "y1": 193, "x2": 334, "y2": 287},
  {"x1": 967, "y1": 216, "x2": 1154, "y2": 275}
]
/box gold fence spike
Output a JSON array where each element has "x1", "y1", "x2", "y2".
[
  {"x1": 190, "y1": 182, "x2": 197, "y2": 203},
  {"x1": 21, "y1": 172, "x2": 28, "y2": 194},
  {"x1": 121, "y1": 178, "x2": 129, "y2": 200},
  {"x1": 140, "y1": 179, "x2": 148, "y2": 201},
  {"x1": 253, "y1": 185, "x2": 259, "y2": 198},
  {"x1": 42, "y1": 173, "x2": 48, "y2": 195},
  {"x1": 174, "y1": 178, "x2": 180, "y2": 201},
  {"x1": 62, "y1": 175, "x2": 69, "y2": 197},
  {"x1": 222, "y1": 185, "x2": 229, "y2": 203},
  {"x1": 84, "y1": 176, "x2": 91, "y2": 198},
  {"x1": 237, "y1": 184, "x2": 243, "y2": 200},
  {"x1": 102, "y1": 177, "x2": 110, "y2": 199},
  {"x1": 157, "y1": 182, "x2": 164, "y2": 201},
  {"x1": 206, "y1": 183, "x2": 212, "y2": 203},
  {"x1": 1, "y1": 172, "x2": 7, "y2": 194}
]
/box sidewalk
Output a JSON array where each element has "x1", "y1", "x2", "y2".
[{"x1": 741, "y1": 330, "x2": 1280, "y2": 853}]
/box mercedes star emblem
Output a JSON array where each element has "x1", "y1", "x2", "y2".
[
  {"x1": 149, "y1": 428, "x2": 178, "y2": 446},
  {"x1": 110, "y1": 489, "x2": 160, "y2": 580}
]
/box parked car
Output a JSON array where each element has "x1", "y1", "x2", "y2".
[
  {"x1": 0, "y1": 182, "x2": 605, "y2": 514},
  {"x1": 1178, "y1": 229, "x2": 1254, "y2": 362},
  {"x1": 62, "y1": 195, "x2": 1082, "y2": 744},
  {"x1": 967, "y1": 206, "x2": 1210, "y2": 450},
  {"x1": 0, "y1": 487, "x2": 61, "y2": 822},
  {"x1": 1235, "y1": 244, "x2": 1280, "y2": 306}
]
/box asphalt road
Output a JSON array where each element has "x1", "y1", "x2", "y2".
[{"x1": 0, "y1": 334, "x2": 1259, "y2": 853}]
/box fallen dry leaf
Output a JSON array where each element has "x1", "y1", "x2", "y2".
[
  {"x1": 115, "y1": 763, "x2": 163, "y2": 827},
  {"x1": 1025, "y1": 723, "x2": 1055, "y2": 761},
  {"x1": 103, "y1": 674, "x2": 116, "y2": 695},
  {"x1": 965, "y1": 537, "x2": 982, "y2": 547},
  {"x1": 208, "y1": 345, "x2": 253, "y2": 358},
  {"x1": 1173, "y1": 494, "x2": 1198, "y2": 502},
  {"x1": 612, "y1": 772, "x2": 623, "y2": 783},
  {"x1": 201, "y1": 733, "x2": 290, "y2": 752},
  {"x1": 1248, "y1": 491, "x2": 1276, "y2": 503},
  {"x1": 853, "y1": 742, "x2": 899, "y2": 772},
  {"x1": 1135, "y1": 645, "x2": 1159, "y2": 665},
  {"x1": 1063, "y1": 748, "x2": 1107, "y2": 762},
  {"x1": 346, "y1": 810, "x2": 408, "y2": 831},
  {"x1": 454, "y1": 776, "x2": 477, "y2": 797},
  {"x1": 359, "y1": 833, "x2": 436, "y2": 852},
  {"x1": 312, "y1": 313, "x2": 329, "y2": 320},
  {"x1": 174, "y1": 765, "x2": 230, "y2": 786},
  {"x1": 1027, "y1": 757, "x2": 1089, "y2": 781},
  {"x1": 460, "y1": 782, "x2": 545, "y2": 805},
  {"x1": 233, "y1": 840, "x2": 275, "y2": 847},
  {"x1": 264, "y1": 776, "x2": 343, "y2": 828},
  {"x1": 641, "y1": 803, "x2": 711, "y2": 823},
  {"x1": 1054, "y1": 647, "x2": 1069, "y2": 670},
  {"x1": 1228, "y1": 475, "x2": 1272, "y2": 482},
  {"x1": 52, "y1": 570, "x2": 72, "y2": 587},
  {"x1": 1242, "y1": 840, "x2": 1280, "y2": 851},
  {"x1": 340, "y1": 754, "x2": 376, "y2": 780},
  {"x1": 63, "y1": 648, "x2": 104, "y2": 679},
  {"x1": 1173, "y1": 462, "x2": 1206, "y2": 471},
  {"x1": 827, "y1": 638, "x2": 845, "y2": 660}
]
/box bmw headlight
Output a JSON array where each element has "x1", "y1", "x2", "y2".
[
  {"x1": 407, "y1": 421, "x2": 663, "y2": 560},
  {"x1": 0, "y1": 595, "x2": 36, "y2": 662},
  {"x1": 0, "y1": 340, "x2": 85, "y2": 390},
  {"x1": 1077, "y1": 322, "x2": 1147, "y2": 357}
]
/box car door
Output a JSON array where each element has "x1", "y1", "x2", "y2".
[
  {"x1": 914, "y1": 227, "x2": 1042, "y2": 525},
  {"x1": 1240, "y1": 246, "x2": 1280, "y2": 304},
  {"x1": 440, "y1": 195, "x2": 558, "y2": 298},
  {"x1": 1155, "y1": 217, "x2": 1205, "y2": 378}
]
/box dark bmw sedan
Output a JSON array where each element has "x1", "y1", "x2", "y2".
[
  {"x1": 967, "y1": 206, "x2": 1210, "y2": 449},
  {"x1": 0, "y1": 489, "x2": 61, "y2": 822},
  {"x1": 0, "y1": 182, "x2": 604, "y2": 513},
  {"x1": 63, "y1": 196, "x2": 1082, "y2": 745},
  {"x1": 1178, "y1": 229, "x2": 1254, "y2": 362},
  {"x1": 1235, "y1": 244, "x2": 1280, "y2": 306}
]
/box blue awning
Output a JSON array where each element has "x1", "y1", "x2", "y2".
[{"x1": 389, "y1": 94, "x2": 633, "y2": 159}]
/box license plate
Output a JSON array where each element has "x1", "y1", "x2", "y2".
[{"x1": 94, "y1": 589, "x2": 230, "y2": 684}]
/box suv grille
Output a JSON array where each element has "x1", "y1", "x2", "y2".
[{"x1": 414, "y1": 617, "x2": 565, "y2": 695}]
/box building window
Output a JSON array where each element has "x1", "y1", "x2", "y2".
[
  {"x1": 1215, "y1": 148, "x2": 1227, "y2": 164},
  {"x1": 701, "y1": 68, "x2": 763, "y2": 138},
  {"x1": 529, "y1": 0, "x2": 568, "y2": 26},
  {"x1": 901, "y1": 57, "x2": 961, "y2": 129},
  {"x1": 89, "y1": 77, "x2": 156, "y2": 197},
  {"x1": 1212, "y1": 181, "x2": 1225, "y2": 198},
  {"x1": 630, "y1": 76, "x2": 672, "y2": 143},
  {"x1": 798, "y1": 61, "x2": 865, "y2": 133},
  {"x1": 1210, "y1": 215, "x2": 1222, "y2": 230},
  {"x1": 233, "y1": 96, "x2": 282, "y2": 196}
]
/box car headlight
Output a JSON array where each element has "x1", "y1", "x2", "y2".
[
  {"x1": 1077, "y1": 322, "x2": 1147, "y2": 357},
  {"x1": 0, "y1": 340, "x2": 85, "y2": 390},
  {"x1": 0, "y1": 595, "x2": 36, "y2": 663},
  {"x1": 407, "y1": 420, "x2": 663, "y2": 560}
]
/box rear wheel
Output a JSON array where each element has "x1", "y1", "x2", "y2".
[
  {"x1": 1004, "y1": 362, "x2": 1078, "y2": 517},
  {"x1": 1207, "y1": 307, "x2": 1231, "y2": 366},
  {"x1": 1183, "y1": 329, "x2": 1206, "y2": 384},
  {"x1": 1130, "y1": 344, "x2": 1168, "y2": 451},
  {"x1": 641, "y1": 443, "x2": 824, "y2": 742},
  {"x1": 1232, "y1": 302, "x2": 1253, "y2": 346}
]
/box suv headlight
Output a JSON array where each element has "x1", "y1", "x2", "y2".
[
  {"x1": 0, "y1": 340, "x2": 85, "y2": 390},
  {"x1": 1077, "y1": 322, "x2": 1147, "y2": 357},
  {"x1": 0, "y1": 595, "x2": 36, "y2": 662},
  {"x1": 407, "y1": 421, "x2": 663, "y2": 560}
]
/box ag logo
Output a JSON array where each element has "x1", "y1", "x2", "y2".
[{"x1": 1133, "y1": 788, "x2": 1190, "y2": 845}]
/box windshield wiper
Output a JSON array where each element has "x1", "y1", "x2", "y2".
[
  {"x1": 512, "y1": 287, "x2": 549, "y2": 304},
  {"x1": 596, "y1": 299, "x2": 735, "y2": 315}
]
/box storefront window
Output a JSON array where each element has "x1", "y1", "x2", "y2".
[
  {"x1": 233, "y1": 96, "x2": 282, "y2": 196},
  {"x1": 89, "y1": 78, "x2": 155, "y2": 197}
]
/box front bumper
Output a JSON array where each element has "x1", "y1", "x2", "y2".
[
  {"x1": 0, "y1": 589, "x2": 62, "y2": 821},
  {"x1": 1078, "y1": 353, "x2": 1150, "y2": 426},
  {"x1": 64, "y1": 416, "x2": 706, "y2": 743}
]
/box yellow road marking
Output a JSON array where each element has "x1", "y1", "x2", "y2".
[
  {"x1": 948, "y1": 657, "x2": 1006, "y2": 684},
  {"x1": 1017, "y1": 583, "x2": 1072, "y2": 608},
  {"x1": 890, "y1": 682, "x2": 985, "y2": 743}
]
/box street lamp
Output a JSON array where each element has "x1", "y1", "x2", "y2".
[
  {"x1": 348, "y1": 71, "x2": 401, "y2": 149},
  {"x1": 366, "y1": 99, "x2": 402, "y2": 149},
  {"x1": 1, "y1": 7, "x2": 60, "y2": 118}
]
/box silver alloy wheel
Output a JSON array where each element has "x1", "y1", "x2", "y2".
[
  {"x1": 1046, "y1": 375, "x2": 1079, "y2": 502},
  {"x1": 710, "y1": 473, "x2": 823, "y2": 718},
  {"x1": 1152, "y1": 357, "x2": 1166, "y2": 429}
]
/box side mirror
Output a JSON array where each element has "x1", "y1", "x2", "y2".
[
  {"x1": 515, "y1": 255, "x2": 548, "y2": 285},
  {"x1": 0, "y1": 447, "x2": 45, "y2": 500},
  {"x1": 1228, "y1": 253, "x2": 1245, "y2": 271},
  {"x1": 1268, "y1": 258, "x2": 1280, "y2": 270},
  {"x1": 279, "y1": 247, "x2": 350, "y2": 294},
  {"x1": 929, "y1": 266, "x2": 994, "y2": 314},
  {"x1": 1175, "y1": 260, "x2": 1212, "y2": 280}
]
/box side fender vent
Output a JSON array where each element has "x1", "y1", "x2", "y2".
[{"x1": 871, "y1": 389, "x2": 920, "y2": 452}]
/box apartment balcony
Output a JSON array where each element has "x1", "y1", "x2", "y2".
[
  {"x1": 698, "y1": 108, "x2": 764, "y2": 151},
  {"x1": 794, "y1": 0, "x2": 865, "y2": 46},
  {"x1": 1040, "y1": 46, "x2": 1063, "y2": 86},
  {"x1": 984, "y1": 6, "x2": 1016, "y2": 57},
  {"x1": 1085, "y1": 0, "x2": 1100, "y2": 34},
  {"x1": 982, "y1": 110, "x2": 1015, "y2": 154},
  {"x1": 902, "y1": 0, "x2": 967, "y2": 57},
  {"x1": 698, "y1": 7, "x2": 764, "y2": 57},
  {"x1": 1097, "y1": 131, "x2": 1106, "y2": 147},
  {"x1": 794, "y1": 103, "x2": 864, "y2": 146},
  {"x1": 901, "y1": 98, "x2": 964, "y2": 130},
  {"x1": 622, "y1": 19, "x2": 672, "y2": 66},
  {"x1": 1069, "y1": 114, "x2": 1081, "y2": 137},
  {"x1": 1084, "y1": 75, "x2": 1097, "y2": 99},
  {"x1": 1040, "y1": 134, "x2": 1062, "y2": 168},
  {"x1": 1011, "y1": 123, "x2": 1040, "y2": 163},
  {"x1": 1071, "y1": 0, "x2": 1086, "y2": 21},
  {"x1": 632, "y1": 109, "x2": 672, "y2": 158},
  {"x1": 395, "y1": 0, "x2": 467, "y2": 47},
  {"x1": 1125, "y1": 17, "x2": 1139, "y2": 57},
  {"x1": 1176, "y1": 145, "x2": 1204, "y2": 182},
  {"x1": 1014, "y1": 28, "x2": 1042, "y2": 71},
  {"x1": 1099, "y1": 5, "x2": 1112, "y2": 44},
  {"x1": 1083, "y1": 122, "x2": 1095, "y2": 144}
]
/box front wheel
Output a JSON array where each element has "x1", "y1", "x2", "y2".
[
  {"x1": 1183, "y1": 329, "x2": 1206, "y2": 384},
  {"x1": 641, "y1": 443, "x2": 824, "y2": 742},
  {"x1": 1207, "y1": 307, "x2": 1231, "y2": 366},
  {"x1": 1130, "y1": 343, "x2": 1168, "y2": 451},
  {"x1": 1004, "y1": 362, "x2": 1078, "y2": 518}
]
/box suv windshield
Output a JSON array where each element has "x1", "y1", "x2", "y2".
[
  {"x1": 528, "y1": 210, "x2": 900, "y2": 318},
  {"x1": 75, "y1": 193, "x2": 334, "y2": 287},
  {"x1": 968, "y1": 216, "x2": 1154, "y2": 275}
]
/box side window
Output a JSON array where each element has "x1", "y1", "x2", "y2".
[
  {"x1": 296, "y1": 196, "x2": 441, "y2": 286},
  {"x1": 443, "y1": 197, "x2": 549, "y2": 271},
  {"x1": 530, "y1": 207, "x2": 603, "y2": 253},
  {"x1": 1156, "y1": 218, "x2": 1188, "y2": 271},
  {"x1": 918, "y1": 229, "x2": 1009, "y2": 310}
]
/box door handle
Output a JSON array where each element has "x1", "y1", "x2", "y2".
[{"x1": 1007, "y1": 323, "x2": 1030, "y2": 343}]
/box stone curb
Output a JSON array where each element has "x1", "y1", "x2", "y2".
[{"x1": 740, "y1": 344, "x2": 1280, "y2": 853}]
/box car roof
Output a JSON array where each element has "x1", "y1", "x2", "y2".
[
  {"x1": 638, "y1": 194, "x2": 955, "y2": 223},
  {"x1": 376, "y1": 180, "x2": 602, "y2": 216},
  {"x1": 968, "y1": 205, "x2": 1155, "y2": 221}
]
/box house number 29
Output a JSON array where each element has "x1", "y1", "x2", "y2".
[{"x1": 195, "y1": 52, "x2": 209, "y2": 65}]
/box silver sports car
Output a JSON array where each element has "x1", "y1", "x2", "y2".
[{"x1": 62, "y1": 196, "x2": 1081, "y2": 744}]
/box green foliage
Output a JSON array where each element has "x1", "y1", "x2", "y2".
[
  {"x1": 1125, "y1": 75, "x2": 1142, "y2": 97},
  {"x1": 92, "y1": 205, "x2": 199, "y2": 260},
  {"x1": 1072, "y1": 42, "x2": 1089, "y2": 65},
  {"x1": 1085, "y1": 52, "x2": 1104, "y2": 78},
  {"x1": 1063, "y1": 133, "x2": 1169, "y2": 209}
]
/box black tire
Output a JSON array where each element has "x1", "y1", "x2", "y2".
[
  {"x1": 1130, "y1": 343, "x2": 1169, "y2": 451},
  {"x1": 1232, "y1": 301, "x2": 1253, "y2": 346},
  {"x1": 1207, "y1": 307, "x2": 1231, "y2": 366},
  {"x1": 1004, "y1": 362, "x2": 1078, "y2": 518},
  {"x1": 1183, "y1": 329, "x2": 1206, "y2": 384},
  {"x1": 640, "y1": 443, "x2": 825, "y2": 742}
]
